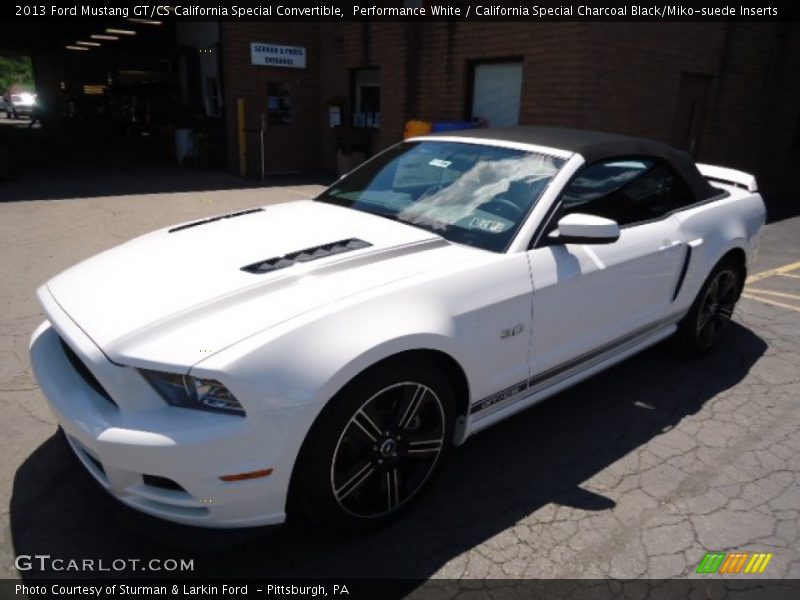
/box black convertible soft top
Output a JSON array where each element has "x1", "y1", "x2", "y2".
[{"x1": 426, "y1": 126, "x2": 718, "y2": 202}]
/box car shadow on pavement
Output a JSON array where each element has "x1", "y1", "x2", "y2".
[{"x1": 10, "y1": 322, "x2": 767, "y2": 582}]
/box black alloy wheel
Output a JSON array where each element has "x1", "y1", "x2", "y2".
[
  {"x1": 330, "y1": 381, "x2": 446, "y2": 518},
  {"x1": 290, "y1": 359, "x2": 455, "y2": 532},
  {"x1": 675, "y1": 258, "x2": 742, "y2": 355},
  {"x1": 695, "y1": 268, "x2": 739, "y2": 350}
]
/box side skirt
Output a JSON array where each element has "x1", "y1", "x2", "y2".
[{"x1": 462, "y1": 322, "x2": 678, "y2": 439}]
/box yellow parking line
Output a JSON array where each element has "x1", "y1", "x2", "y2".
[
  {"x1": 745, "y1": 288, "x2": 800, "y2": 301},
  {"x1": 742, "y1": 293, "x2": 800, "y2": 313},
  {"x1": 778, "y1": 273, "x2": 800, "y2": 280},
  {"x1": 747, "y1": 260, "x2": 800, "y2": 283}
]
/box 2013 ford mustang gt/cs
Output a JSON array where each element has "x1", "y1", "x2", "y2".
[{"x1": 30, "y1": 127, "x2": 766, "y2": 531}]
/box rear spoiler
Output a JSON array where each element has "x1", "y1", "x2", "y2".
[{"x1": 696, "y1": 163, "x2": 758, "y2": 193}]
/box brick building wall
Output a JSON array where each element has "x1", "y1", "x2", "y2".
[
  {"x1": 220, "y1": 21, "x2": 321, "y2": 175},
  {"x1": 221, "y1": 21, "x2": 799, "y2": 196},
  {"x1": 577, "y1": 23, "x2": 727, "y2": 138},
  {"x1": 317, "y1": 22, "x2": 412, "y2": 173},
  {"x1": 755, "y1": 24, "x2": 800, "y2": 198}
]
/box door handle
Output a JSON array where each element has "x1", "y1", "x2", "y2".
[{"x1": 659, "y1": 240, "x2": 683, "y2": 251}]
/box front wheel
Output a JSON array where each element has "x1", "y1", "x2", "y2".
[
  {"x1": 289, "y1": 359, "x2": 455, "y2": 532},
  {"x1": 674, "y1": 259, "x2": 742, "y2": 355}
]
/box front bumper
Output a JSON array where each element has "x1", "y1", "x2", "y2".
[
  {"x1": 29, "y1": 292, "x2": 318, "y2": 528},
  {"x1": 10, "y1": 104, "x2": 34, "y2": 116}
]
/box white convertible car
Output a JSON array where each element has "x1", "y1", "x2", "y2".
[{"x1": 30, "y1": 127, "x2": 766, "y2": 531}]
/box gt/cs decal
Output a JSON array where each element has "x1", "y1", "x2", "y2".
[
  {"x1": 472, "y1": 381, "x2": 528, "y2": 413},
  {"x1": 500, "y1": 324, "x2": 524, "y2": 339}
]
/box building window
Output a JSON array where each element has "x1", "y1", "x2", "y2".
[
  {"x1": 353, "y1": 68, "x2": 380, "y2": 129},
  {"x1": 267, "y1": 82, "x2": 291, "y2": 125}
]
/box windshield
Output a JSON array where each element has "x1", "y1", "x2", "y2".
[{"x1": 316, "y1": 141, "x2": 565, "y2": 252}]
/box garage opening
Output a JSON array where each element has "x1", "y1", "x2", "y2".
[
  {"x1": 1, "y1": 53, "x2": 36, "y2": 120},
  {"x1": 0, "y1": 21, "x2": 251, "y2": 200},
  {"x1": 470, "y1": 60, "x2": 524, "y2": 128}
]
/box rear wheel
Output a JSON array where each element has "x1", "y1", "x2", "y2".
[
  {"x1": 290, "y1": 359, "x2": 454, "y2": 532},
  {"x1": 674, "y1": 259, "x2": 742, "y2": 355}
]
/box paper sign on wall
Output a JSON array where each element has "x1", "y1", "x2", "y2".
[{"x1": 251, "y1": 43, "x2": 306, "y2": 69}]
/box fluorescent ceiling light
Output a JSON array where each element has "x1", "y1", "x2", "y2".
[
  {"x1": 106, "y1": 28, "x2": 136, "y2": 35},
  {"x1": 76, "y1": 41, "x2": 101, "y2": 47},
  {"x1": 91, "y1": 34, "x2": 119, "y2": 40},
  {"x1": 127, "y1": 18, "x2": 163, "y2": 25},
  {"x1": 66, "y1": 45, "x2": 89, "y2": 51}
]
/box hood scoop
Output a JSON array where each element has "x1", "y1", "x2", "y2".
[
  {"x1": 169, "y1": 208, "x2": 264, "y2": 233},
  {"x1": 241, "y1": 238, "x2": 372, "y2": 274}
]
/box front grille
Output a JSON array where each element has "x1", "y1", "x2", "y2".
[{"x1": 59, "y1": 338, "x2": 118, "y2": 407}]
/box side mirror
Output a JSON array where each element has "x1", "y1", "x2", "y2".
[{"x1": 548, "y1": 213, "x2": 620, "y2": 245}]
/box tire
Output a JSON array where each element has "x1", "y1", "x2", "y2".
[
  {"x1": 674, "y1": 258, "x2": 742, "y2": 356},
  {"x1": 289, "y1": 358, "x2": 455, "y2": 533}
]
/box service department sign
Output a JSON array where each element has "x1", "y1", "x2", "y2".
[{"x1": 250, "y1": 43, "x2": 306, "y2": 69}]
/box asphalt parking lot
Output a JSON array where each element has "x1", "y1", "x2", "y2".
[{"x1": 1, "y1": 166, "x2": 799, "y2": 583}]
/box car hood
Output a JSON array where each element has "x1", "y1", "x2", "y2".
[{"x1": 45, "y1": 200, "x2": 473, "y2": 370}]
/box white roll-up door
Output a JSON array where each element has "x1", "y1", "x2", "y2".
[{"x1": 471, "y1": 62, "x2": 523, "y2": 127}]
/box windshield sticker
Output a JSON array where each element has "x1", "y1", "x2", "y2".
[
  {"x1": 428, "y1": 159, "x2": 452, "y2": 169},
  {"x1": 469, "y1": 217, "x2": 507, "y2": 233}
]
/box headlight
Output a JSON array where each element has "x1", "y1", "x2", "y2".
[{"x1": 140, "y1": 369, "x2": 245, "y2": 416}]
